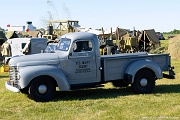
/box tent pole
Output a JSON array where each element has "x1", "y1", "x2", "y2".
[
  {"x1": 110, "y1": 27, "x2": 112, "y2": 40},
  {"x1": 101, "y1": 27, "x2": 104, "y2": 41},
  {"x1": 144, "y1": 30, "x2": 146, "y2": 51}
]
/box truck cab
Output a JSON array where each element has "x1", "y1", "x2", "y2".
[{"x1": 57, "y1": 33, "x2": 101, "y2": 85}]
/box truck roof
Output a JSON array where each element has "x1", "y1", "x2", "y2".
[
  {"x1": 7, "y1": 38, "x2": 47, "y2": 42},
  {"x1": 60, "y1": 32, "x2": 98, "y2": 42}
]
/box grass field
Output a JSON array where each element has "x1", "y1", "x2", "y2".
[
  {"x1": 1, "y1": 62, "x2": 180, "y2": 120},
  {"x1": 0, "y1": 41, "x2": 180, "y2": 120},
  {"x1": 163, "y1": 34, "x2": 178, "y2": 40}
]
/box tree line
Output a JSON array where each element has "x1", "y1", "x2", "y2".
[{"x1": 163, "y1": 29, "x2": 180, "y2": 34}]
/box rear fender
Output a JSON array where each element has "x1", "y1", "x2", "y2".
[
  {"x1": 19, "y1": 65, "x2": 70, "y2": 91},
  {"x1": 125, "y1": 59, "x2": 163, "y2": 83}
]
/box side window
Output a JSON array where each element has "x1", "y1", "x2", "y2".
[
  {"x1": 21, "y1": 43, "x2": 27, "y2": 49},
  {"x1": 73, "y1": 40, "x2": 93, "y2": 52}
]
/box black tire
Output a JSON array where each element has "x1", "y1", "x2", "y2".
[
  {"x1": 6, "y1": 58, "x2": 11, "y2": 65},
  {"x1": 132, "y1": 69, "x2": 155, "y2": 94},
  {"x1": 20, "y1": 87, "x2": 29, "y2": 94},
  {"x1": 112, "y1": 80, "x2": 129, "y2": 87},
  {"x1": 28, "y1": 76, "x2": 56, "y2": 102}
]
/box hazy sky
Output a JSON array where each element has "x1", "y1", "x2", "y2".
[{"x1": 0, "y1": 0, "x2": 179, "y2": 32}]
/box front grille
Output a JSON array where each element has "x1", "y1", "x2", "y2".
[{"x1": 9, "y1": 66, "x2": 19, "y2": 86}]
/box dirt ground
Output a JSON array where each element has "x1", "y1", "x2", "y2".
[{"x1": 168, "y1": 34, "x2": 180, "y2": 59}]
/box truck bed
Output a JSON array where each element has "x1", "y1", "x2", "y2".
[{"x1": 101, "y1": 52, "x2": 171, "y2": 81}]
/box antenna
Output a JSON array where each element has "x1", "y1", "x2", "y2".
[
  {"x1": 62, "y1": 2, "x2": 71, "y2": 20},
  {"x1": 46, "y1": 0, "x2": 59, "y2": 19}
]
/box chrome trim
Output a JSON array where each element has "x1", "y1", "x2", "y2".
[
  {"x1": 9, "y1": 66, "x2": 20, "y2": 88},
  {"x1": 5, "y1": 82, "x2": 20, "y2": 92}
]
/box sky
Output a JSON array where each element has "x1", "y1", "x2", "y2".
[{"x1": 0, "y1": 0, "x2": 180, "y2": 32}]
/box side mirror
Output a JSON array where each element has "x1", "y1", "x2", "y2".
[
  {"x1": 68, "y1": 53, "x2": 72, "y2": 59},
  {"x1": 69, "y1": 53, "x2": 72, "y2": 56}
]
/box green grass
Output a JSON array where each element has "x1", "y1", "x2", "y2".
[
  {"x1": 149, "y1": 40, "x2": 169, "y2": 54},
  {"x1": 150, "y1": 34, "x2": 178, "y2": 54},
  {"x1": 0, "y1": 59, "x2": 180, "y2": 120},
  {"x1": 160, "y1": 40, "x2": 169, "y2": 49},
  {"x1": 163, "y1": 34, "x2": 178, "y2": 40}
]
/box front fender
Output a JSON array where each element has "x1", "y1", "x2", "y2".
[
  {"x1": 125, "y1": 59, "x2": 163, "y2": 83},
  {"x1": 19, "y1": 65, "x2": 70, "y2": 91}
]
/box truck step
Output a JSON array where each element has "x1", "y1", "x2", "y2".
[{"x1": 70, "y1": 83, "x2": 104, "y2": 90}]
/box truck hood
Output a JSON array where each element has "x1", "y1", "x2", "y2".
[{"x1": 9, "y1": 53, "x2": 59, "y2": 67}]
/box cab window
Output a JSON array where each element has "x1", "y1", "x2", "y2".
[{"x1": 73, "y1": 40, "x2": 92, "y2": 52}]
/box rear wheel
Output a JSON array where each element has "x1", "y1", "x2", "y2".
[
  {"x1": 28, "y1": 76, "x2": 56, "y2": 102},
  {"x1": 132, "y1": 69, "x2": 155, "y2": 94}
]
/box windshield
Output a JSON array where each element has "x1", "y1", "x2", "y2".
[
  {"x1": 44, "y1": 43, "x2": 57, "y2": 53},
  {"x1": 56, "y1": 38, "x2": 71, "y2": 51}
]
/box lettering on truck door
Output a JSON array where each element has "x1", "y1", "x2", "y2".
[{"x1": 68, "y1": 40, "x2": 98, "y2": 84}]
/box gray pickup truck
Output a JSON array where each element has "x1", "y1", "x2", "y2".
[{"x1": 5, "y1": 32, "x2": 175, "y2": 102}]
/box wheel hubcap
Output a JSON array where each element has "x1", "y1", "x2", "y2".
[
  {"x1": 38, "y1": 84, "x2": 47, "y2": 94},
  {"x1": 140, "y1": 78, "x2": 148, "y2": 87}
]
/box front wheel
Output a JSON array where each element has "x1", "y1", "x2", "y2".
[
  {"x1": 28, "y1": 76, "x2": 56, "y2": 102},
  {"x1": 132, "y1": 69, "x2": 155, "y2": 94},
  {"x1": 20, "y1": 87, "x2": 29, "y2": 94}
]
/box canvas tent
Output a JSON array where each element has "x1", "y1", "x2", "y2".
[
  {"x1": 0, "y1": 31, "x2": 7, "y2": 45},
  {"x1": 21, "y1": 31, "x2": 42, "y2": 38},
  {"x1": 138, "y1": 29, "x2": 159, "y2": 43},
  {"x1": 26, "y1": 31, "x2": 40, "y2": 38},
  {"x1": 6, "y1": 31, "x2": 18, "y2": 39},
  {"x1": 87, "y1": 27, "x2": 129, "y2": 40},
  {"x1": 0, "y1": 31, "x2": 7, "y2": 61},
  {"x1": 138, "y1": 29, "x2": 160, "y2": 51}
]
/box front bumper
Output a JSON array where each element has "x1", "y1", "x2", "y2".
[{"x1": 5, "y1": 81, "x2": 20, "y2": 92}]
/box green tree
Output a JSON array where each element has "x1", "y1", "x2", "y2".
[{"x1": 163, "y1": 29, "x2": 180, "y2": 34}]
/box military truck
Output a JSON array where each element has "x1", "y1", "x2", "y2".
[
  {"x1": 5, "y1": 32, "x2": 175, "y2": 102},
  {"x1": 42, "y1": 20, "x2": 80, "y2": 43},
  {"x1": 2, "y1": 38, "x2": 47, "y2": 64}
]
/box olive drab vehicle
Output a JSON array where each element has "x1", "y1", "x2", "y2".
[
  {"x1": 42, "y1": 20, "x2": 80, "y2": 44},
  {"x1": 114, "y1": 28, "x2": 160, "y2": 53}
]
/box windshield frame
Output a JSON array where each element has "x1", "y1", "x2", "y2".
[
  {"x1": 56, "y1": 38, "x2": 71, "y2": 51},
  {"x1": 44, "y1": 43, "x2": 57, "y2": 53}
]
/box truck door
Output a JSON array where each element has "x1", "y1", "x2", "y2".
[{"x1": 68, "y1": 40, "x2": 99, "y2": 84}]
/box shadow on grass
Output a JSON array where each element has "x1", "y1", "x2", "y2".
[
  {"x1": 53, "y1": 84, "x2": 180, "y2": 101},
  {"x1": 54, "y1": 87, "x2": 133, "y2": 101},
  {"x1": 154, "y1": 84, "x2": 180, "y2": 94},
  {"x1": 0, "y1": 75, "x2": 9, "y2": 79}
]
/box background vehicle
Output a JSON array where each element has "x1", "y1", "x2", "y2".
[
  {"x1": 156, "y1": 32, "x2": 165, "y2": 40},
  {"x1": 1, "y1": 38, "x2": 47, "y2": 65},
  {"x1": 42, "y1": 20, "x2": 80, "y2": 44}
]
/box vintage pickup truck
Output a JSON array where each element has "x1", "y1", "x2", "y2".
[{"x1": 5, "y1": 32, "x2": 175, "y2": 102}]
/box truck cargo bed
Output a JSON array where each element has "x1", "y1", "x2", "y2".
[{"x1": 101, "y1": 52, "x2": 171, "y2": 81}]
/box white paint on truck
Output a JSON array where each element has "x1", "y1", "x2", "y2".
[{"x1": 6, "y1": 38, "x2": 47, "y2": 56}]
